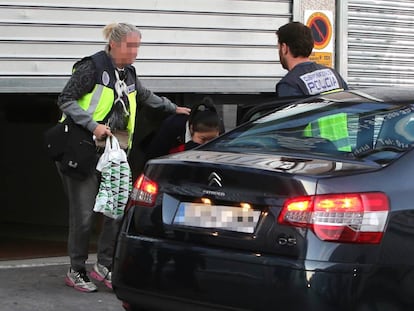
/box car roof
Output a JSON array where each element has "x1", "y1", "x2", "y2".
[
  {"x1": 238, "y1": 87, "x2": 414, "y2": 126},
  {"x1": 339, "y1": 86, "x2": 414, "y2": 103}
]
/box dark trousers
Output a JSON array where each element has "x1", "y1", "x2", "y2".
[{"x1": 56, "y1": 161, "x2": 120, "y2": 271}]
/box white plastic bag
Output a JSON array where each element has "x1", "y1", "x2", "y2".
[{"x1": 94, "y1": 136, "x2": 132, "y2": 219}]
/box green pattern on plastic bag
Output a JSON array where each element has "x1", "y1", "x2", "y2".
[{"x1": 94, "y1": 136, "x2": 132, "y2": 219}]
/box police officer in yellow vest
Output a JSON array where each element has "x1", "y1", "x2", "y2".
[{"x1": 56, "y1": 22, "x2": 190, "y2": 293}]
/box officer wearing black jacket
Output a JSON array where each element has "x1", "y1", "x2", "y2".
[{"x1": 275, "y1": 21, "x2": 348, "y2": 97}]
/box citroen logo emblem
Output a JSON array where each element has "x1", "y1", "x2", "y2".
[{"x1": 208, "y1": 172, "x2": 222, "y2": 187}]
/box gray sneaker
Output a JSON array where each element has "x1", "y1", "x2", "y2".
[
  {"x1": 65, "y1": 268, "x2": 98, "y2": 293},
  {"x1": 90, "y1": 263, "x2": 112, "y2": 289}
]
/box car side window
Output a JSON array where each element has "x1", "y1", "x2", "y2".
[{"x1": 376, "y1": 109, "x2": 414, "y2": 150}]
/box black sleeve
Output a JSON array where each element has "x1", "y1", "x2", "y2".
[
  {"x1": 144, "y1": 114, "x2": 188, "y2": 161},
  {"x1": 57, "y1": 60, "x2": 96, "y2": 106},
  {"x1": 56, "y1": 59, "x2": 99, "y2": 131}
]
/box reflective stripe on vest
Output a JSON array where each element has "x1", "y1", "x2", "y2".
[
  {"x1": 71, "y1": 51, "x2": 138, "y2": 149},
  {"x1": 77, "y1": 83, "x2": 137, "y2": 149},
  {"x1": 304, "y1": 113, "x2": 351, "y2": 151},
  {"x1": 77, "y1": 84, "x2": 113, "y2": 119},
  {"x1": 126, "y1": 91, "x2": 137, "y2": 149}
]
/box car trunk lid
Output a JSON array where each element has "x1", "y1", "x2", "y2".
[{"x1": 131, "y1": 150, "x2": 380, "y2": 257}]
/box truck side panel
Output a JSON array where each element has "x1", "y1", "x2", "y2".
[{"x1": 0, "y1": 0, "x2": 292, "y2": 93}]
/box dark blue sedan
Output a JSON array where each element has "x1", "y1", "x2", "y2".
[{"x1": 113, "y1": 87, "x2": 414, "y2": 311}]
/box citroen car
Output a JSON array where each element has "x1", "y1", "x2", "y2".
[{"x1": 113, "y1": 87, "x2": 414, "y2": 311}]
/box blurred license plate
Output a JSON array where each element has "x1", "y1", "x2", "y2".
[{"x1": 173, "y1": 202, "x2": 260, "y2": 233}]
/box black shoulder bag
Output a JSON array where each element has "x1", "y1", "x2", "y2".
[{"x1": 43, "y1": 117, "x2": 96, "y2": 180}]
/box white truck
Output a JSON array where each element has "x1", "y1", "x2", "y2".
[
  {"x1": 1, "y1": 0, "x2": 413, "y2": 96},
  {"x1": 0, "y1": 0, "x2": 290, "y2": 95}
]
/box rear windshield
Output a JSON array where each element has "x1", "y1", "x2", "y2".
[{"x1": 205, "y1": 99, "x2": 414, "y2": 164}]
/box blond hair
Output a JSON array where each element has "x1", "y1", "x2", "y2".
[{"x1": 103, "y1": 23, "x2": 142, "y2": 51}]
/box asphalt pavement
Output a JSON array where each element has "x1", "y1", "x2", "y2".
[{"x1": 0, "y1": 255, "x2": 124, "y2": 311}]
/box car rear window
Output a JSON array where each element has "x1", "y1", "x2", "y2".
[{"x1": 205, "y1": 99, "x2": 414, "y2": 164}]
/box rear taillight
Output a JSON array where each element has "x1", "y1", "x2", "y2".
[
  {"x1": 129, "y1": 174, "x2": 158, "y2": 207},
  {"x1": 278, "y1": 192, "x2": 389, "y2": 244}
]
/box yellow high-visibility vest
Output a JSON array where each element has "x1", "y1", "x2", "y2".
[
  {"x1": 304, "y1": 113, "x2": 351, "y2": 152},
  {"x1": 68, "y1": 51, "x2": 137, "y2": 149}
]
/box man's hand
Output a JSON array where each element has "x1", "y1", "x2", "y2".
[
  {"x1": 93, "y1": 124, "x2": 112, "y2": 141},
  {"x1": 175, "y1": 106, "x2": 191, "y2": 115}
]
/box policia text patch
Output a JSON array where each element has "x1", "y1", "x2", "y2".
[{"x1": 300, "y1": 68, "x2": 339, "y2": 95}]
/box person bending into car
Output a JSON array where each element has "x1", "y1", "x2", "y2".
[
  {"x1": 275, "y1": 21, "x2": 348, "y2": 97},
  {"x1": 144, "y1": 97, "x2": 222, "y2": 161},
  {"x1": 55, "y1": 22, "x2": 190, "y2": 293}
]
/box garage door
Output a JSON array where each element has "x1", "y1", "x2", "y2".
[{"x1": 346, "y1": 0, "x2": 414, "y2": 87}]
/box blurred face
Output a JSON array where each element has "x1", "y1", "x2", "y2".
[
  {"x1": 110, "y1": 32, "x2": 141, "y2": 67},
  {"x1": 191, "y1": 129, "x2": 219, "y2": 145}
]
